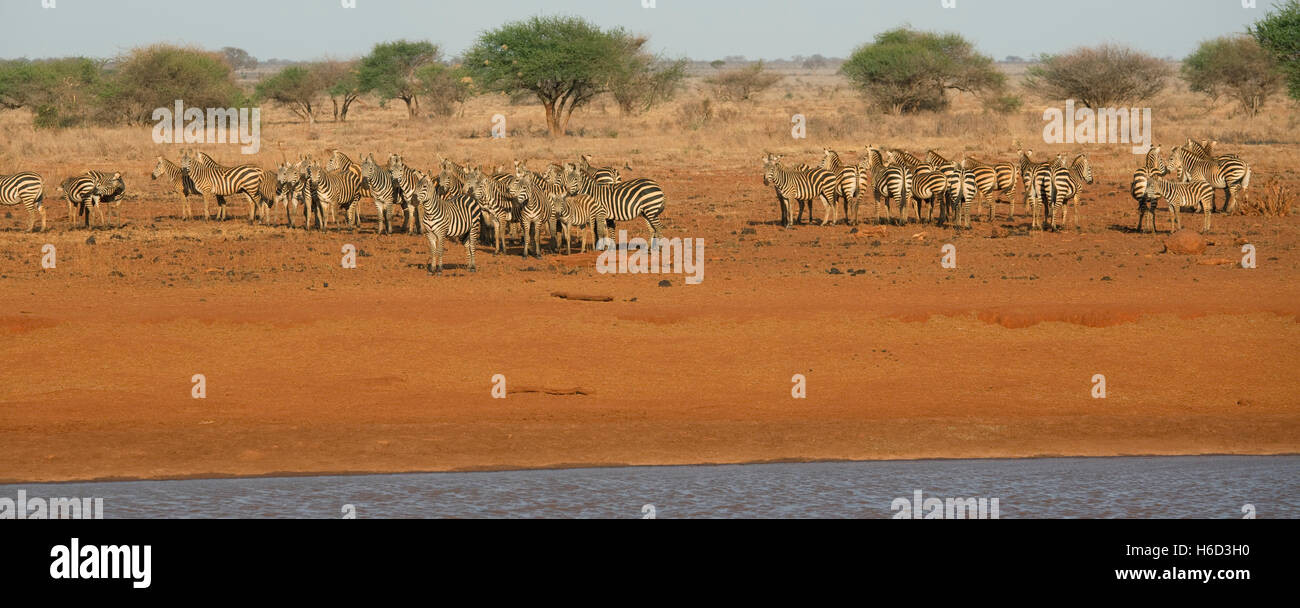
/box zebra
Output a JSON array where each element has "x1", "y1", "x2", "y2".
[
  {"x1": 181, "y1": 150, "x2": 263, "y2": 223},
  {"x1": 962, "y1": 156, "x2": 1019, "y2": 221},
  {"x1": 1132, "y1": 166, "x2": 1160, "y2": 233},
  {"x1": 73, "y1": 170, "x2": 127, "y2": 228},
  {"x1": 761, "y1": 154, "x2": 836, "y2": 227},
  {"x1": 821, "y1": 149, "x2": 861, "y2": 224},
  {"x1": 387, "y1": 154, "x2": 422, "y2": 234},
  {"x1": 1169, "y1": 145, "x2": 1250, "y2": 214},
  {"x1": 564, "y1": 162, "x2": 667, "y2": 243},
  {"x1": 552, "y1": 192, "x2": 608, "y2": 254},
  {"x1": 274, "y1": 162, "x2": 302, "y2": 228},
  {"x1": 509, "y1": 164, "x2": 557, "y2": 258},
  {"x1": 909, "y1": 165, "x2": 950, "y2": 224},
  {"x1": 888, "y1": 149, "x2": 925, "y2": 172},
  {"x1": 57, "y1": 174, "x2": 98, "y2": 229},
  {"x1": 862, "y1": 146, "x2": 910, "y2": 225},
  {"x1": 361, "y1": 153, "x2": 400, "y2": 235},
  {"x1": 415, "y1": 173, "x2": 480, "y2": 275},
  {"x1": 325, "y1": 150, "x2": 367, "y2": 228},
  {"x1": 255, "y1": 167, "x2": 277, "y2": 225},
  {"x1": 151, "y1": 156, "x2": 200, "y2": 220},
  {"x1": 579, "y1": 154, "x2": 622, "y2": 185},
  {"x1": 1145, "y1": 176, "x2": 1215, "y2": 233},
  {"x1": 1132, "y1": 145, "x2": 1168, "y2": 233},
  {"x1": 0, "y1": 172, "x2": 45, "y2": 232},
  {"x1": 306, "y1": 160, "x2": 364, "y2": 232},
  {"x1": 1056, "y1": 153, "x2": 1094, "y2": 230},
  {"x1": 464, "y1": 166, "x2": 516, "y2": 254},
  {"x1": 945, "y1": 160, "x2": 977, "y2": 230}
]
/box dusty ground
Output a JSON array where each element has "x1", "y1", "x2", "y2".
[{"x1": 1, "y1": 157, "x2": 1297, "y2": 483}]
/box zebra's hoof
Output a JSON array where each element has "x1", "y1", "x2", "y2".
[{"x1": 468, "y1": 266, "x2": 477, "y2": 273}]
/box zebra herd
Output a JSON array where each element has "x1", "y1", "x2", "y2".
[
  {"x1": 763, "y1": 139, "x2": 1251, "y2": 234},
  {"x1": 1131, "y1": 139, "x2": 1252, "y2": 234},
  {"x1": 142, "y1": 149, "x2": 667, "y2": 275},
  {"x1": 763, "y1": 145, "x2": 1093, "y2": 231}
]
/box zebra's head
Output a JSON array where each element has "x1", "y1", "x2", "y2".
[
  {"x1": 151, "y1": 157, "x2": 167, "y2": 181},
  {"x1": 388, "y1": 154, "x2": 405, "y2": 176},
  {"x1": 415, "y1": 174, "x2": 435, "y2": 206},
  {"x1": 512, "y1": 165, "x2": 533, "y2": 203},
  {"x1": 543, "y1": 164, "x2": 564, "y2": 187},
  {"x1": 1168, "y1": 146, "x2": 1187, "y2": 179},
  {"x1": 562, "y1": 163, "x2": 585, "y2": 196},
  {"x1": 361, "y1": 153, "x2": 381, "y2": 182},
  {"x1": 276, "y1": 163, "x2": 298, "y2": 188},
  {"x1": 96, "y1": 172, "x2": 125, "y2": 198},
  {"x1": 1074, "y1": 153, "x2": 1094, "y2": 184},
  {"x1": 761, "y1": 154, "x2": 782, "y2": 186}
]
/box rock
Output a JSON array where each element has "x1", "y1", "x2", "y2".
[
  {"x1": 657, "y1": 279, "x2": 672, "y2": 287},
  {"x1": 740, "y1": 227, "x2": 756, "y2": 235},
  {"x1": 1163, "y1": 229, "x2": 1206, "y2": 255},
  {"x1": 85, "y1": 235, "x2": 96, "y2": 245}
]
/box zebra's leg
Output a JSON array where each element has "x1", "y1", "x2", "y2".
[
  {"x1": 1202, "y1": 200, "x2": 1212, "y2": 233},
  {"x1": 521, "y1": 218, "x2": 531, "y2": 260},
  {"x1": 1074, "y1": 197, "x2": 1082, "y2": 231},
  {"x1": 1169, "y1": 205, "x2": 1179, "y2": 233},
  {"x1": 431, "y1": 229, "x2": 447, "y2": 275},
  {"x1": 466, "y1": 224, "x2": 478, "y2": 273}
]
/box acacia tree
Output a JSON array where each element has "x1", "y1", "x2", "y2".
[
  {"x1": 256, "y1": 65, "x2": 325, "y2": 123},
  {"x1": 608, "y1": 35, "x2": 687, "y2": 115},
  {"x1": 1251, "y1": 0, "x2": 1300, "y2": 100},
  {"x1": 840, "y1": 28, "x2": 1004, "y2": 113},
  {"x1": 1022, "y1": 44, "x2": 1170, "y2": 108},
  {"x1": 358, "y1": 40, "x2": 440, "y2": 118},
  {"x1": 463, "y1": 16, "x2": 628, "y2": 136},
  {"x1": 1182, "y1": 35, "x2": 1282, "y2": 115},
  {"x1": 315, "y1": 60, "x2": 362, "y2": 121},
  {"x1": 414, "y1": 62, "x2": 472, "y2": 116},
  {"x1": 104, "y1": 44, "x2": 244, "y2": 124}
]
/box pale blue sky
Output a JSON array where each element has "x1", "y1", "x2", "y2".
[{"x1": 0, "y1": 0, "x2": 1275, "y2": 62}]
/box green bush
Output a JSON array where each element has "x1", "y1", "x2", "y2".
[
  {"x1": 840, "y1": 28, "x2": 1003, "y2": 114},
  {"x1": 1182, "y1": 35, "x2": 1282, "y2": 115}
]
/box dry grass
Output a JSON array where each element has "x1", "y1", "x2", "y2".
[{"x1": 1239, "y1": 180, "x2": 1293, "y2": 217}]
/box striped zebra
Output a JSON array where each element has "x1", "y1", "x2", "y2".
[
  {"x1": 821, "y1": 149, "x2": 861, "y2": 224},
  {"x1": 862, "y1": 146, "x2": 910, "y2": 225},
  {"x1": 0, "y1": 172, "x2": 45, "y2": 232},
  {"x1": 579, "y1": 154, "x2": 622, "y2": 185},
  {"x1": 1131, "y1": 146, "x2": 1168, "y2": 233},
  {"x1": 962, "y1": 156, "x2": 1019, "y2": 221},
  {"x1": 84, "y1": 170, "x2": 126, "y2": 227},
  {"x1": 387, "y1": 154, "x2": 422, "y2": 234},
  {"x1": 306, "y1": 160, "x2": 363, "y2": 232},
  {"x1": 552, "y1": 192, "x2": 608, "y2": 254},
  {"x1": 1020, "y1": 150, "x2": 1052, "y2": 225},
  {"x1": 151, "y1": 156, "x2": 200, "y2": 220},
  {"x1": 1169, "y1": 145, "x2": 1250, "y2": 214},
  {"x1": 181, "y1": 150, "x2": 263, "y2": 223},
  {"x1": 325, "y1": 150, "x2": 366, "y2": 228},
  {"x1": 946, "y1": 160, "x2": 977, "y2": 230},
  {"x1": 1145, "y1": 176, "x2": 1215, "y2": 233},
  {"x1": 909, "y1": 165, "x2": 949, "y2": 224},
  {"x1": 924, "y1": 150, "x2": 951, "y2": 169},
  {"x1": 463, "y1": 166, "x2": 516, "y2": 254},
  {"x1": 761, "y1": 154, "x2": 836, "y2": 227},
  {"x1": 1131, "y1": 166, "x2": 1161, "y2": 233},
  {"x1": 58, "y1": 174, "x2": 97, "y2": 229},
  {"x1": 255, "y1": 167, "x2": 277, "y2": 225},
  {"x1": 273, "y1": 162, "x2": 299, "y2": 228},
  {"x1": 509, "y1": 165, "x2": 557, "y2": 258},
  {"x1": 563, "y1": 162, "x2": 667, "y2": 242},
  {"x1": 1056, "y1": 153, "x2": 1094, "y2": 230},
  {"x1": 361, "y1": 153, "x2": 400, "y2": 235},
  {"x1": 415, "y1": 174, "x2": 480, "y2": 275}
]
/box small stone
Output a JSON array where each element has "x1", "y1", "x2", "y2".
[{"x1": 657, "y1": 279, "x2": 671, "y2": 287}]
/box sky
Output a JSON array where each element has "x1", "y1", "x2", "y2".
[{"x1": 0, "y1": 0, "x2": 1277, "y2": 62}]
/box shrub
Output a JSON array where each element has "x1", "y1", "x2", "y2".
[
  {"x1": 705, "y1": 61, "x2": 782, "y2": 101},
  {"x1": 1182, "y1": 35, "x2": 1282, "y2": 115},
  {"x1": 1022, "y1": 44, "x2": 1170, "y2": 107},
  {"x1": 840, "y1": 28, "x2": 1004, "y2": 114}
]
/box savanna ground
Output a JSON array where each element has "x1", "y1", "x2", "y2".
[{"x1": 1, "y1": 66, "x2": 1298, "y2": 483}]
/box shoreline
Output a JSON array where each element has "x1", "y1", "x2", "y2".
[{"x1": 4, "y1": 450, "x2": 1298, "y2": 486}]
